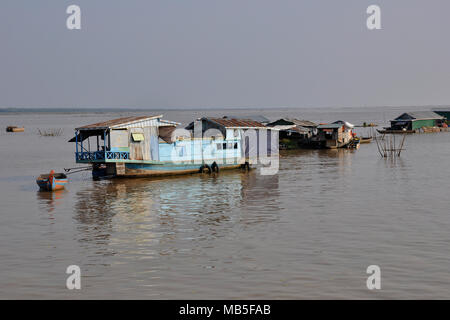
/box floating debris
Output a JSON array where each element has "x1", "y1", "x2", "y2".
[{"x1": 6, "y1": 126, "x2": 24, "y2": 132}]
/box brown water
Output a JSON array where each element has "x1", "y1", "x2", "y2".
[{"x1": 1, "y1": 107, "x2": 450, "y2": 299}]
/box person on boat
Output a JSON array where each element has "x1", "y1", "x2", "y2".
[{"x1": 48, "y1": 170, "x2": 55, "y2": 185}]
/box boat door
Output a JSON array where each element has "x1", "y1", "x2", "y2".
[{"x1": 129, "y1": 128, "x2": 145, "y2": 160}]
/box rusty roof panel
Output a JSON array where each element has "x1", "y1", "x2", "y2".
[
  {"x1": 76, "y1": 115, "x2": 162, "y2": 130},
  {"x1": 289, "y1": 119, "x2": 317, "y2": 127},
  {"x1": 208, "y1": 117, "x2": 267, "y2": 128}
]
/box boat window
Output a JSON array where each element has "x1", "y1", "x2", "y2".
[
  {"x1": 223, "y1": 143, "x2": 227, "y2": 149},
  {"x1": 234, "y1": 143, "x2": 238, "y2": 149},
  {"x1": 131, "y1": 133, "x2": 145, "y2": 142},
  {"x1": 217, "y1": 143, "x2": 222, "y2": 150}
]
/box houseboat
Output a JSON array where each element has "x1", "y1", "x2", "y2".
[
  {"x1": 69, "y1": 115, "x2": 278, "y2": 179},
  {"x1": 313, "y1": 120, "x2": 355, "y2": 149},
  {"x1": 379, "y1": 111, "x2": 446, "y2": 133},
  {"x1": 434, "y1": 109, "x2": 450, "y2": 121},
  {"x1": 266, "y1": 118, "x2": 317, "y2": 149}
]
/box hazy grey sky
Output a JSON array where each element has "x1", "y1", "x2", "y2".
[{"x1": 1, "y1": 0, "x2": 450, "y2": 108}]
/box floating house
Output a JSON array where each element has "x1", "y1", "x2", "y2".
[
  {"x1": 433, "y1": 109, "x2": 450, "y2": 122},
  {"x1": 266, "y1": 118, "x2": 317, "y2": 149},
  {"x1": 388, "y1": 111, "x2": 444, "y2": 131},
  {"x1": 70, "y1": 115, "x2": 278, "y2": 178},
  {"x1": 313, "y1": 120, "x2": 355, "y2": 149},
  {"x1": 185, "y1": 116, "x2": 279, "y2": 162}
]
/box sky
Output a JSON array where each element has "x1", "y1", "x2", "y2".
[{"x1": 1, "y1": 0, "x2": 450, "y2": 109}]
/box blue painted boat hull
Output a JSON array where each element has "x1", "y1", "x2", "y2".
[
  {"x1": 36, "y1": 173, "x2": 68, "y2": 191},
  {"x1": 92, "y1": 162, "x2": 244, "y2": 178}
]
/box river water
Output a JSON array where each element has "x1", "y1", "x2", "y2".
[{"x1": 1, "y1": 106, "x2": 449, "y2": 299}]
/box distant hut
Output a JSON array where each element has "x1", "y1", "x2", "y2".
[
  {"x1": 266, "y1": 118, "x2": 317, "y2": 149},
  {"x1": 433, "y1": 109, "x2": 450, "y2": 122},
  {"x1": 314, "y1": 120, "x2": 354, "y2": 149},
  {"x1": 389, "y1": 111, "x2": 444, "y2": 131}
]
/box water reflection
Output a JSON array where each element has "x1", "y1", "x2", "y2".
[
  {"x1": 278, "y1": 149, "x2": 358, "y2": 216},
  {"x1": 381, "y1": 156, "x2": 406, "y2": 168},
  {"x1": 238, "y1": 171, "x2": 281, "y2": 225},
  {"x1": 72, "y1": 170, "x2": 281, "y2": 258},
  {"x1": 36, "y1": 189, "x2": 67, "y2": 214},
  {"x1": 73, "y1": 181, "x2": 118, "y2": 258}
]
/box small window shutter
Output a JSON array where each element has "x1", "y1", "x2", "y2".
[{"x1": 131, "y1": 133, "x2": 145, "y2": 142}]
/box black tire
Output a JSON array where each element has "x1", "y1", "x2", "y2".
[
  {"x1": 211, "y1": 162, "x2": 219, "y2": 173},
  {"x1": 241, "y1": 162, "x2": 250, "y2": 171},
  {"x1": 199, "y1": 164, "x2": 212, "y2": 174}
]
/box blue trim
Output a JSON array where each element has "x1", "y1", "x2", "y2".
[
  {"x1": 125, "y1": 162, "x2": 238, "y2": 172},
  {"x1": 106, "y1": 151, "x2": 129, "y2": 160},
  {"x1": 76, "y1": 151, "x2": 130, "y2": 162},
  {"x1": 127, "y1": 163, "x2": 201, "y2": 171}
]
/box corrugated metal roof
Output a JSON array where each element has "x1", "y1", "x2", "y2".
[
  {"x1": 288, "y1": 126, "x2": 310, "y2": 133},
  {"x1": 270, "y1": 124, "x2": 296, "y2": 130},
  {"x1": 288, "y1": 119, "x2": 317, "y2": 127},
  {"x1": 333, "y1": 120, "x2": 355, "y2": 128},
  {"x1": 395, "y1": 111, "x2": 444, "y2": 121},
  {"x1": 434, "y1": 108, "x2": 450, "y2": 112},
  {"x1": 76, "y1": 115, "x2": 169, "y2": 130},
  {"x1": 226, "y1": 115, "x2": 270, "y2": 123},
  {"x1": 317, "y1": 123, "x2": 343, "y2": 129},
  {"x1": 207, "y1": 117, "x2": 268, "y2": 128},
  {"x1": 267, "y1": 118, "x2": 317, "y2": 127}
]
